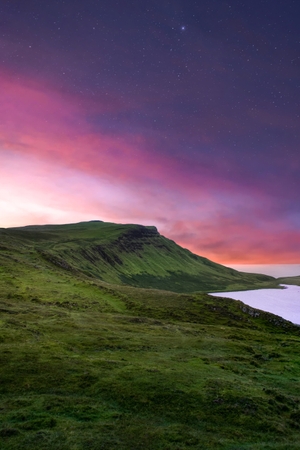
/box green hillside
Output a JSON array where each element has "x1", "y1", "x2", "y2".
[
  {"x1": 1, "y1": 220, "x2": 300, "y2": 449},
  {"x1": 277, "y1": 275, "x2": 300, "y2": 286},
  {"x1": 0, "y1": 220, "x2": 278, "y2": 293}
]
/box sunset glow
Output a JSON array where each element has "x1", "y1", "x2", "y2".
[{"x1": 1, "y1": 1, "x2": 300, "y2": 264}]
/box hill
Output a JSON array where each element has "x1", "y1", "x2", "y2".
[
  {"x1": 1, "y1": 220, "x2": 300, "y2": 449},
  {"x1": 0, "y1": 220, "x2": 278, "y2": 293},
  {"x1": 277, "y1": 275, "x2": 300, "y2": 286}
]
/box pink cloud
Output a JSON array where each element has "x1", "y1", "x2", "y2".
[
  {"x1": 165, "y1": 213, "x2": 300, "y2": 264},
  {"x1": 0, "y1": 71, "x2": 238, "y2": 196},
  {"x1": 1, "y1": 71, "x2": 299, "y2": 264}
]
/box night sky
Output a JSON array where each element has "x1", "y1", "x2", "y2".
[{"x1": 1, "y1": 0, "x2": 300, "y2": 264}]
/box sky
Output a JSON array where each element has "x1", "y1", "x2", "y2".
[{"x1": 1, "y1": 0, "x2": 300, "y2": 265}]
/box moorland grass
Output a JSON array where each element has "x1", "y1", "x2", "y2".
[{"x1": 1, "y1": 222, "x2": 300, "y2": 448}]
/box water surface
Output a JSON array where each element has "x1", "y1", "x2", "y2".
[{"x1": 209, "y1": 284, "x2": 300, "y2": 325}]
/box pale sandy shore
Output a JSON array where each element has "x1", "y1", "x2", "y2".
[{"x1": 209, "y1": 284, "x2": 300, "y2": 325}]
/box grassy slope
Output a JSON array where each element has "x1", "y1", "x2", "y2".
[
  {"x1": 277, "y1": 276, "x2": 300, "y2": 286},
  {"x1": 1, "y1": 226, "x2": 300, "y2": 449},
  {"x1": 0, "y1": 221, "x2": 279, "y2": 293}
]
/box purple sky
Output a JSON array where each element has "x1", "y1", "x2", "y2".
[{"x1": 1, "y1": 0, "x2": 300, "y2": 263}]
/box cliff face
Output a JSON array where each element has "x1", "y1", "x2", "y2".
[{"x1": 2, "y1": 221, "x2": 277, "y2": 293}]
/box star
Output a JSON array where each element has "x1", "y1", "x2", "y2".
[{"x1": 181, "y1": 26, "x2": 186, "y2": 31}]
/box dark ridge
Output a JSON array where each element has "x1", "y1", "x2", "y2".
[{"x1": 92, "y1": 245, "x2": 123, "y2": 266}]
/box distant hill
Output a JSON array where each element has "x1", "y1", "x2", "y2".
[
  {"x1": 0, "y1": 220, "x2": 278, "y2": 293},
  {"x1": 276, "y1": 275, "x2": 300, "y2": 286}
]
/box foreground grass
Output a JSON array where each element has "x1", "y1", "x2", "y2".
[
  {"x1": 1, "y1": 223, "x2": 300, "y2": 449},
  {"x1": 2, "y1": 301, "x2": 300, "y2": 449},
  {"x1": 1, "y1": 253, "x2": 300, "y2": 449}
]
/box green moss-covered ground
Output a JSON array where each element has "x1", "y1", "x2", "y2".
[{"x1": 1, "y1": 221, "x2": 300, "y2": 448}]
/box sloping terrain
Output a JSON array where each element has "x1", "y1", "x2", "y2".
[
  {"x1": 1, "y1": 235, "x2": 300, "y2": 449},
  {"x1": 277, "y1": 275, "x2": 300, "y2": 286},
  {"x1": 2, "y1": 220, "x2": 300, "y2": 449},
  {"x1": 0, "y1": 220, "x2": 278, "y2": 293}
]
